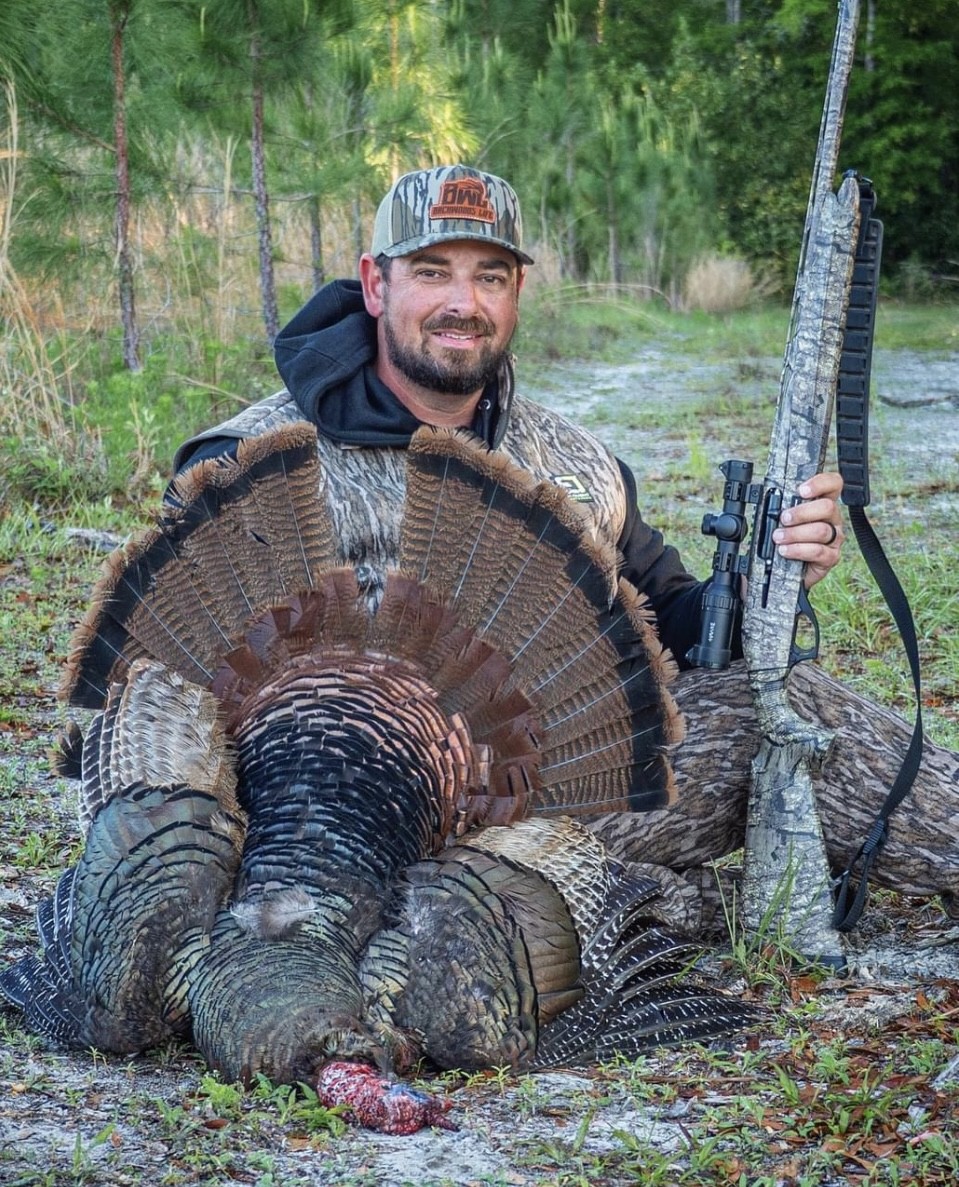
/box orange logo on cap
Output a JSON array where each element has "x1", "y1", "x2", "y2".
[{"x1": 429, "y1": 178, "x2": 496, "y2": 224}]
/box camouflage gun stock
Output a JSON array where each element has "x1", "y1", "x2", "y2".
[{"x1": 740, "y1": 0, "x2": 863, "y2": 967}]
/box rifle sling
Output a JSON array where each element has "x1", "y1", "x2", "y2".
[
  {"x1": 831, "y1": 178, "x2": 925, "y2": 931},
  {"x1": 832, "y1": 506, "x2": 925, "y2": 931}
]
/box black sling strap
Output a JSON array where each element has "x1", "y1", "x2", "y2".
[{"x1": 831, "y1": 176, "x2": 925, "y2": 931}]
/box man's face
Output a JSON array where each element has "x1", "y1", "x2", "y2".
[{"x1": 366, "y1": 241, "x2": 523, "y2": 399}]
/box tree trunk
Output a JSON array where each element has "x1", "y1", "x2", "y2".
[
  {"x1": 352, "y1": 194, "x2": 364, "y2": 262},
  {"x1": 308, "y1": 193, "x2": 325, "y2": 293},
  {"x1": 111, "y1": 2, "x2": 140, "y2": 372},
  {"x1": 864, "y1": 0, "x2": 876, "y2": 72},
  {"x1": 587, "y1": 661, "x2": 959, "y2": 927},
  {"x1": 249, "y1": 2, "x2": 279, "y2": 343},
  {"x1": 564, "y1": 134, "x2": 577, "y2": 280},
  {"x1": 606, "y1": 175, "x2": 620, "y2": 289}
]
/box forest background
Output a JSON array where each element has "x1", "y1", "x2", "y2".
[{"x1": 0, "y1": 0, "x2": 956, "y2": 506}]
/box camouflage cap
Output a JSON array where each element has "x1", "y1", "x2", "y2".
[{"x1": 370, "y1": 164, "x2": 534, "y2": 265}]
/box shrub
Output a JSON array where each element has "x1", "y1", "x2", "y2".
[{"x1": 682, "y1": 254, "x2": 778, "y2": 314}]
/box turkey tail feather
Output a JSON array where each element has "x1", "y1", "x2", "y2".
[
  {"x1": 402, "y1": 428, "x2": 681, "y2": 815},
  {"x1": 62, "y1": 424, "x2": 336, "y2": 708}
]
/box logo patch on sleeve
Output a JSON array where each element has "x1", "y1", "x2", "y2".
[{"x1": 551, "y1": 474, "x2": 593, "y2": 503}]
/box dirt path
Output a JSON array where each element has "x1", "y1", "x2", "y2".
[{"x1": 526, "y1": 347, "x2": 959, "y2": 498}]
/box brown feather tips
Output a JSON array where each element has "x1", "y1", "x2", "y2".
[
  {"x1": 60, "y1": 424, "x2": 334, "y2": 710},
  {"x1": 211, "y1": 572, "x2": 543, "y2": 835}
]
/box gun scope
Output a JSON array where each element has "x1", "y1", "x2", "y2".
[{"x1": 686, "y1": 460, "x2": 754, "y2": 671}]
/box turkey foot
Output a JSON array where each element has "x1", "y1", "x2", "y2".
[{"x1": 316, "y1": 1061, "x2": 457, "y2": 1135}]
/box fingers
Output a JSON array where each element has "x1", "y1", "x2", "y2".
[
  {"x1": 778, "y1": 496, "x2": 838, "y2": 531},
  {"x1": 771, "y1": 472, "x2": 845, "y2": 589},
  {"x1": 774, "y1": 519, "x2": 844, "y2": 563},
  {"x1": 798, "y1": 471, "x2": 843, "y2": 502}
]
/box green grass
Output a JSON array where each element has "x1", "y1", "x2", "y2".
[
  {"x1": 517, "y1": 287, "x2": 959, "y2": 367},
  {"x1": 871, "y1": 301, "x2": 959, "y2": 352}
]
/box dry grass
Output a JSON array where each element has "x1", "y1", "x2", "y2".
[
  {"x1": 682, "y1": 253, "x2": 779, "y2": 314},
  {"x1": 0, "y1": 83, "x2": 79, "y2": 443},
  {"x1": 0, "y1": 84, "x2": 112, "y2": 509}
]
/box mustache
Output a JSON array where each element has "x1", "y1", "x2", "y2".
[{"x1": 423, "y1": 316, "x2": 494, "y2": 337}]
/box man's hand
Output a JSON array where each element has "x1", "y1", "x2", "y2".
[{"x1": 772, "y1": 470, "x2": 845, "y2": 590}]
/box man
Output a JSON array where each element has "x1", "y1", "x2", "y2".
[
  {"x1": 174, "y1": 164, "x2": 958, "y2": 928},
  {"x1": 175, "y1": 164, "x2": 843, "y2": 660}
]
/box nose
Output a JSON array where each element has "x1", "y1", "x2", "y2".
[{"x1": 442, "y1": 276, "x2": 481, "y2": 317}]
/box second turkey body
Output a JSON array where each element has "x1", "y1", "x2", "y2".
[{"x1": 1, "y1": 424, "x2": 755, "y2": 1097}]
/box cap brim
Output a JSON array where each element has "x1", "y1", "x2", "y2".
[{"x1": 382, "y1": 231, "x2": 534, "y2": 267}]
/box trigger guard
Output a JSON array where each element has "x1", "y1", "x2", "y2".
[{"x1": 789, "y1": 585, "x2": 820, "y2": 666}]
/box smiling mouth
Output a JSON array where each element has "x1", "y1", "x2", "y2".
[
  {"x1": 425, "y1": 318, "x2": 493, "y2": 343},
  {"x1": 433, "y1": 330, "x2": 483, "y2": 346}
]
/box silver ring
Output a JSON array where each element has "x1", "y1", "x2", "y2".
[{"x1": 825, "y1": 523, "x2": 838, "y2": 546}]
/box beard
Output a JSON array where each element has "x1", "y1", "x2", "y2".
[{"x1": 383, "y1": 314, "x2": 510, "y2": 396}]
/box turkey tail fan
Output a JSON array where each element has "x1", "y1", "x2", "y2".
[
  {"x1": 61, "y1": 424, "x2": 337, "y2": 709},
  {"x1": 402, "y1": 428, "x2": 682, "y2": 816}
]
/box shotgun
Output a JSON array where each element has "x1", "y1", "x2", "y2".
[{"x1": 739, "y1": 0, "x2": 862, "y2": 967}]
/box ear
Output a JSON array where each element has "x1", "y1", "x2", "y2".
[{"x1": 359, "y1": 253, "x2": 386, "y2": 318}]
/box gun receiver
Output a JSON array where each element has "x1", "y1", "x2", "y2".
[{"x1": 689, "y1": 465, "x2": 823, "y2": 674}]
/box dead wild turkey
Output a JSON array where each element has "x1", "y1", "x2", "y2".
[{"x1": 0, "y1": 424, "x2": 755, "y2": 1132}]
